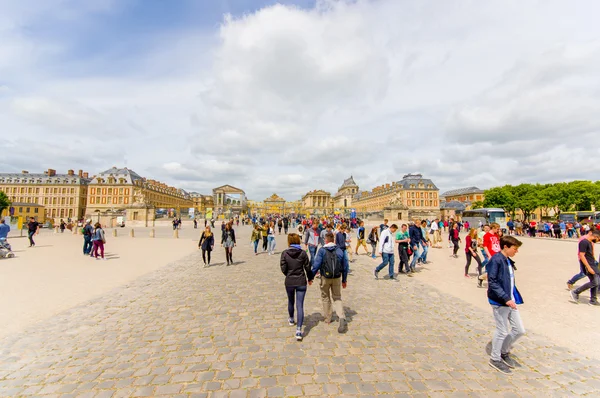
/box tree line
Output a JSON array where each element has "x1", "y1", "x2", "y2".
[{"x1": 473, "y1": 181, "x2": 600, "y2": 221}]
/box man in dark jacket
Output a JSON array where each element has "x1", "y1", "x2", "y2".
[
  {"x1": 408, "y1": 221, "x2": 425, "y2": 271},
  {"x1": 487, "y1": 235, "x2": 525, "y2": 374},
  {"x1": 312, "y1": 232, "x2": 349, "y2": 334}
]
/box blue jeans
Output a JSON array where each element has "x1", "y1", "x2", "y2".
[
  {"x1": 28, "y1": 231, "x2": 36, "y2": 246},
  {"x1": 286, "y1": 285, "x2": 307, "y2": 328},
  {"x1": 410, "y1": 244, "x2": 420, "y2": 268},
  {"x1": 568, "y1": 272, "x2": 586, "y2": 285},
  {"x1": 267, "y1": 236, "x2": 276, "y2": 252},
  {"x1": 376, "y1": 252, "x2": 395, "y2": 278},
  {"x1": 83, "y1": 235, "x2": 93, "y2": 254},
  {"x1": 253, "y1": 239, "x2": 259, "y2": 253},
  {"x1": 420, "y1": 244, "x2": 429, "y2": 262},
  {"x1": 481, "y1": 249, "x2": 489, "y2": 267},
  {"x1": 308, "y1": 245, "x2": 318, "y2": 267}
]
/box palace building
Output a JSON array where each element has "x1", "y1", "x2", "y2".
[
  {"x1": 0, "y1": 169, "x2": 91, "y2": 222},
  {"x1": 301, "y1": 190, "x2": 333, "y2": 215},
  {"x1": 189, "y1": 192, "x2": 215, "y2": 218},
  {"x1": 85, "y1": 167, "x2": 193, "y2": 225},
  {"x1": 441, "y1": 187, "x2": 484, "y2": 209},
  {"x1": 212, "y1": 185, "x2": 247, "y2": 218},
  {"x1": 353, "y1": 173, "x2": 440, "y2": 219},
  {"x1": 332, "y1": 176, "x2": 359, "y2": 211}
]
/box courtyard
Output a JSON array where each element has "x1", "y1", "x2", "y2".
[{"x1": 0, "y1": 221, "x2": 599, "y2": 397}]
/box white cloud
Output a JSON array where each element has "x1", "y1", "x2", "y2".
[{"x1": 2, "y1": 0, "x2": 600, "y2": 201}]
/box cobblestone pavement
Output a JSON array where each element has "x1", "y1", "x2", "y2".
[{"x1": 1, "y1": 226, "x2": 599, "y2": 397}]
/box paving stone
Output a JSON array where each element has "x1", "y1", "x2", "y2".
[{"x1": 0, "y1": 229, "x2": 598, "y2": 397}]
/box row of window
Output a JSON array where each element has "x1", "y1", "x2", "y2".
[
  {"x1": 90, "y1": 187, "x2": 130, "y2": 196},
  {"x1": 90, "y1": 196, "x2": 130, "y2": 205},
  {"x1": 16, "y1": 207, "x2": 40, "y2": 214},
  {"x1": 7, "y1": 196, "x2": 80, "y2": 206},
  {"x1": 0, "y1": 179, "x2": 79, "y2": 184},
  {"x1": 1, "y1": 186, "x2": 82, "y2": 195}
]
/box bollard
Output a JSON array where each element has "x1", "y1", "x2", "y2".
[
  {"x1": 150, "y1": 229, "x2": 155, "y2": 238},
  {"x1": 173, "y1": 229, "x2": 179, "y2": 239},
  {"x1": 130, "y1": 228, "x2": 135, "y2": 238},
  {"x1": 112, "y1": 229, "x2": 117, "y2": 237}
]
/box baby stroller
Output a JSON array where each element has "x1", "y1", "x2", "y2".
[{"x1": 0, "y1": 238, "x2": 14, "y2": 259}]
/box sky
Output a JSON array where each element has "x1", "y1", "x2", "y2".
[{"x1": 1, "y1": 0, "x2": 600, "y2": 201}]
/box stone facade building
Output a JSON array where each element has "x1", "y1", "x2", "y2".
[
  {"x1": 85, "y1": 167, "x2": 193, "y2": 225},
  {"x1": 212, "y1": 185, "x2": 247, "y2": 218},
  {"x1": 302, "y1": 190, "x2": 333, "y2": 216},
  {"x1": 353, "y1": 173, "x2": 440, "y2": 219},
  {"x1": 190, "y1": 192, "x2": 214, "y2": 218},
  {"x1": 0, "y1": 169, "x2": 90, "y2": 222},
  {"x1": 441, "y1": 187, "x2": 484, "y2": 210},
  {"x1": 332, "y1": 176, "x2": 359, "y2": 211}
]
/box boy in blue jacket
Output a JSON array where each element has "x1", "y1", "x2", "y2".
[{"x1": 487, "y1": 235, "x2": 525, "y2": 374}]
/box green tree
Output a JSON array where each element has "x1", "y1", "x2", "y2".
[
  {"x1": 512, "y1": 183, "x2": 538, "y2": 221},
  {"x1": 483, "y1": 186, "x2": 517, "y2": 216},
  {"x1": 471, "y1": 200, "x2": 484, "y2": 209},
  {"x1": 0, "y1": 190, "x2": 10, "y2": 217}
]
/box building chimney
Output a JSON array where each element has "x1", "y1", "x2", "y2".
[
  {"x1": 21, "y1": 170, "x2": 28, "y2": 174},
  {"x1": 83, "y1": 172, "x2": 89, "y2": 178},
  {"x1": 47, "y1": 169, "x2": 56, "y2": 177},
  {"x1": 68, "y1": 170, "x2": 74, "y2": 176},
  {"x1": 78, "y1": 170, "x2": 83, "y2": 177}
]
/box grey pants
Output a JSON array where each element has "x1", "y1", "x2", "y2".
[{"x1": 491, "y1": 305, "x2": 525, "y2": 361}]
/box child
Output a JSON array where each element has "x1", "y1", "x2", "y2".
[{"x1": 487, "y1": 236, "x2": 525, "y2": 374}]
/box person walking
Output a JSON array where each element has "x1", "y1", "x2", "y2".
[
  {"x1": 430, "y1": 218, "x2": 441, "y2": 248},
  {"x1": 395, "y1": 224, "x2": 411, "y2": 275},
  {"x1": 261, "y1": 222, "x2": 269, "y2": 252},
  {"x1": 27, "y1": 217, "x2": 40, "y2": 247},
  {"x1": 354, "y1": 221, "x2": 369, "y2": 255},
  {"x1": 487, "y1": 236, "x2": 525, "y2": 374},
  {"x1": 408, "y1": 221, "x2": 424, "y2": 271},
  {"x1": 221, "y1": 222, "x2": 236, "y2": 265},
  {"x1": 193, "y1": 219, "x2": 198, "y2": 229},
  {"x1": 250, "y1": 224, "x2": 261, "y2": 255},
  {"x1": 450, "y1": 223, "x2": 461, "y2": 258},
  {"x1": 280, "y1": 233, "x2": 313, "y2": 341},
  {"x1": 567, "y1": 229, "x2": 597, "y2": 290},
  {"x1": 277, "y1": 218, "x2": 283, "y2": 235},
  {"x1": 59, "y1": 219, "x2": 66, "y2": 233},
  {"x1": 311, "y1": 232, "x2": 349, "y2": 333},
  {"x1": 465, "y1": 228, "x2": 483, "y2": 283},
  {"x1": 374, "y1": 224, "x2": 398, "y2": 280},
  {"x1": 367, "y1": 226, "x2": 379, "y2": 259},
  {"x1": 569, "y1": 230, "x2": 600, "y2": 305},
  {"x1": 303, "y1": 222, "x2": 320, "y2": 266},
  {"x1": 91, "y1": 222, "x2": 106, "y2": 260},
  {"x1": 198, "y1": 226, "x2": 215, "y2": 267},
  {"x1": 267, "y1": 221, "x2": 277, "y2": 255},
  {"x1": 283, "y1": 217, "x2": 289, "y2": 235},
  {"x1": 82, "y1": 219, "x2": 94, "y2": 255}
]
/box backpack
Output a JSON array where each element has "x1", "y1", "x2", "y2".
[{"x1": 320, "y1": 249, "x2": 343, "y2": 279}]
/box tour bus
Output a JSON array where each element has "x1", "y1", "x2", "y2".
[
  {"x1": 576, "y1": 211, "x2": 600, "y2": 224},
  {"x1": 559, "y1": 212, "x2": 577, "y2": 223},
  {"x1": 461, "y1": 208, "x2": 507, "y2": 231}
]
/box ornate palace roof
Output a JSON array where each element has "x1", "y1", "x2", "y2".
[
  {"x1": 441, "y1": 186, "x2": 484, "y2": 197},
  {"x1": 94, "y1": 167, "x2": 143, "y2": 183},
  {"x1": 265, "y1": 193, "x2": 285, "y2": 202},
  {"x1": 396, "y1": 173, "x2": 438, "y2": 191},
  {"x1": 341, "y1": 176, "x2": 358, "y2": 188}
]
